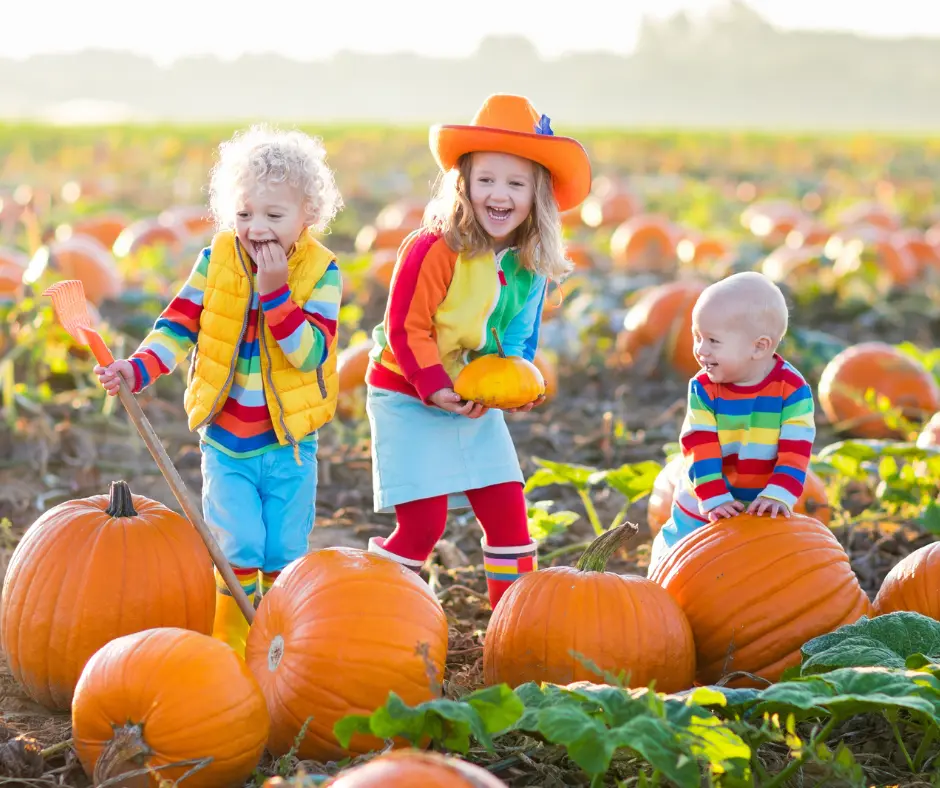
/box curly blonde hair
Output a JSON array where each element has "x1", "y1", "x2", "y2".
[
  {"x1": 208, "y1": 125, "x2": 343, "y2": 233},
  {"x1": 423, "y1": 153, "x2": 572, "y2": 281}
]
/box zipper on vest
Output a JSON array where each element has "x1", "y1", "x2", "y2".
[
  {"x1": 259, "y1": 310, "x2": 296, "y2": 447},
  {"x1": 194, "y1": 239, "x2": 253, "y2": 430}
]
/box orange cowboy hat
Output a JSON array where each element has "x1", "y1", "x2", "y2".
[{"x1": 429, "y1": 94, "x2": 592, "y2": 213}]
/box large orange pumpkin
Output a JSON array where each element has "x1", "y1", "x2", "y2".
[
  {"x1": 158, "y1": 205, "x2": 215, "y2": 239},
  {"x1": 872, "y1": 542, "x2": 940, "y2": 619},
  {"x1": 616, "y1": 280, "x2": 707, "y2": 378},
  {"x1": 65, "y1": 215, "x2": 129, "y2": 249},
  {"x1": 580, "y1": 190, "x2": 640, "y2": 229},
  {"x1": 112, "y1": 217, "x2": 186, "y2": 259},
  {"x1": 484, "y1": 525, "x2": 696, "y2": 692},
  {"x1": 609, "y1": 214, "x2": 676, "y2": 273},
  {"x1": 40, "y1": 235, "x2": 123, "y2": 305},
  {"x1": 831, "y1": 238, "x2": 918, "y2": 289},
  {"x1": 336, "y1": 339, "x2": 375, "y2": 418},
  {"x1": 817, "y1": 342, "x2": 940, "y2": 439},
  {"x1": 322, "y1": 750, "x2": 508, "y2": 787},
  {"x1": 73, "y1": 627, "x2": 268, "y2": 788},
  {"x1": 245, "y1": 547, "x2": 448, "y2": 761},
  {"x1": 649, "y1": 513, "x2": 872, "y2": 686},
  {"x1": 0, "y1": 481, "x2": 214, "y2": 710}
]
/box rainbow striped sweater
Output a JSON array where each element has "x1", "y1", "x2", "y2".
[
  {"x1": 129, "y1": 246, "x2": 342, "y2": 457},
  {"x1": 666, "y1": 355, "x2": 816, "y2": 545},
  {"x1": 366, "y1": 230, "x2": 547, "y2": 402}
]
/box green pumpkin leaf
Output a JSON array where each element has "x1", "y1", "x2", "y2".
[
  {"x1": 333, "y1": 685, "x2": 524, "y2": 753},
  {"x1": 592, "y1": 460, "x2": 664, "y2": 503},
  {"x1": 525, "y1": 458, "x2": 598, "y2": 491},
  {"x1": 748, "y1": 667, "x2": 940, "y2": 723},
  {"x1": 800, "y1": 612, "x2": 940, "y2": 674}
]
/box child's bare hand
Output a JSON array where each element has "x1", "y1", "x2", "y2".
[
  {"x1": 505, "y1": 394, "x2": 546, "y2": 413},
  {"x1": 706, "y1": 501, "x2": 745, "y2": 521},
  {"x1": 429, "y1": 388, "x2": 489, "y2": 419},
  {"x1": 747, "y1": 496, "x2": 791, "y2": 518},
  {"x1": 94, "y1": 359, "x2": 134, "y2": 396},
  {"x1": 255, "y1": 240, "x2": 289, "y2": 295}
]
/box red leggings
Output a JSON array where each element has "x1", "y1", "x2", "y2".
[{"x1": 384, "y1": 481, "x2": 529, "y2": 561}]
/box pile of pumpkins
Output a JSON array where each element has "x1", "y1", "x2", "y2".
[{"x1": 4, "y1": 468, "x2": 939, "y2": 786}]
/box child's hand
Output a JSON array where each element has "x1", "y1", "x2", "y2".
[
  {"x1": 429, "y1": 388, "x2": 489, "y2": 419},
  {"x1": 256, "y1": 240, "x2": 289, "y2": 295},
  {"x1": 506, "y1": 394, "x2": 546, "y2": 413},
  {"x1": 706, "y1": 501, "x2": 745, "y2": 521},
  {"x1": 94, "y1": 359, "x2": 135, "y2": 396},
  {"x1": 747, "y1": 496, "x2": 791, "y2": 518}
]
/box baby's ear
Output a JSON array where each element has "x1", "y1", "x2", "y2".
[{"x1": 753, "y1": 335, "x2": 773, "y2": 356}]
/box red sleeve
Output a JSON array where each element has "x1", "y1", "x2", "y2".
[{"x1": 385, "y1": 232, "x2": 455, "y2": 402}]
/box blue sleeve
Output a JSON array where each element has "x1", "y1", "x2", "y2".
[{"x1": 502, "y1": 276, "x2": 547, "y2": 361}]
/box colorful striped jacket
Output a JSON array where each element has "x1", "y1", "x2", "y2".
[
  {"x1": 669, "y1": 355, "x2": 816, "y2": 540},
  {"x1": 366, "y1": 230, "x2": 547, "y2": 402},
  {"x1": 128, "y1": 237, "x2": 342, "y2": 457}
]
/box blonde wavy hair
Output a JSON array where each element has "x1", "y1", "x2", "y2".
[
  {"x1": 423, "y1": 153, "x2": 572, "y2": 281},
  {"x1": 208, "y1": 124, "x2": 344, "y2": 233}
]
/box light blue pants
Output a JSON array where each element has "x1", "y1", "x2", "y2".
[{"x1": 200, "y1": 438, "x2": 318, "y2": 573}]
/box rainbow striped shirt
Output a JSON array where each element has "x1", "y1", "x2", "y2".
[
  {"x1": 366, "y1": 230, "x2": 546, "y2": 403},
  {"x1": 129, "y1": 246, "x2": 342, "y2": 458},
  {"x1": 665, "y1": 355, "x2": 815, "y2": 546}
]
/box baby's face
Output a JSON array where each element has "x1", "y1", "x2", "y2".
[
  {"x1": 233, "y1": 179, "x2": 307, "y2": 261},
  {"x1": 691, "y1": 304, "x2": 765, "y2": 385}
]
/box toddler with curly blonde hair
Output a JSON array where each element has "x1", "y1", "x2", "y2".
[{"x1": 95, "y1": 124, "x2": 344, "y2": 655}]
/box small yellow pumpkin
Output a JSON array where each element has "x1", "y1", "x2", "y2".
[{"x1": 454, "y1": 329, "x2": 545, "y2": 409}]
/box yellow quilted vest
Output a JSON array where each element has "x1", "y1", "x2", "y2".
[{"x1": 183, "y1": 229, "x2": 339, "y2": 447}]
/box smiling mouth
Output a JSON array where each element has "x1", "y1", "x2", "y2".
[
  {"x1": 251, "y1": 239, "x2": 276, "y2": 254},
  {"x1": 487, "y1": 207, "x2": 512, "y2": 223}
]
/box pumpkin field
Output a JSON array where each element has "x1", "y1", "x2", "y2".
[{"x1": 2, "y1": 123, "x2": 940, "y2": 787}]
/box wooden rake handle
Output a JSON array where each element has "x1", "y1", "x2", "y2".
[{"x1": 114, "y1": 379, "x2": 255, "y2": 624}]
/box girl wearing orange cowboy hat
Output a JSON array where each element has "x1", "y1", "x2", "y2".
[{"x1": 364, "y1": 93, "x2": 592, "y2": 609}]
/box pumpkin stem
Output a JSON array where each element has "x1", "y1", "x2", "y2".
[
  {"x1": 93, "y1": 722, "x2": 153, "y2": 785},
  {"x1": 106, "y1": 480, "x2": 138, "y2": 518},
  {"x1": 575, "y1": 522, "x2": 639, "y2": 573},
  {"x1": 490, "y1": 327, "x2": 506, "y2": 359}
]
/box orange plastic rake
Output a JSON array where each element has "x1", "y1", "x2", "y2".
[{"x1": 43, "y1": 280, "x2": 255, "y2": 623}]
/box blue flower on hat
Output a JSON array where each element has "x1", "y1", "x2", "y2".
[{"x1": 535, "y1": 114, "x2": 554, "y2": 136}]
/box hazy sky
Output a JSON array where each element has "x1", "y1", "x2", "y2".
[{"x1": 5, "y1": 0, "x2": 940, "y2": 64}]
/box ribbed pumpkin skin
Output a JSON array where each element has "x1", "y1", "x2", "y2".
[
  {"x1": 0, "y1": 485, "x2": 214, "y2": 710},
  {"x1": 817, "y1": 342, "x2": 940, "y2": 439},
  {"x1": 454, "y1": 355, "x2": 545, "y2": 410},
  {"x1": 72, "y1": 627, "x2": 269, "y2": 788},
  {"x1": 324, "y1": 750, "x2": 508, "y2": 787},
  {"x1": 873, "y1": 542, "x2": 940, "y2": 618},
  {"x1": 483, "y1": 569, "x2": 696, "y2": 692},
  {"x1": 649, "y1": 513, "x2": 872, "y2": 686},
  {"x1": 246, "y1": 548, "x2": 449, "y2": 761}
]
